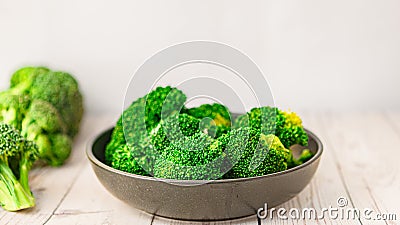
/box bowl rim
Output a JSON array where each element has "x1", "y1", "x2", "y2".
[{"x1": 86, "y1": 127, "x2": 323, "y2": 184}]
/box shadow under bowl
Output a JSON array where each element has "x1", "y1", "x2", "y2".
[{"x1": 87, "y1": 128, "x2": 323, "y2": 221}]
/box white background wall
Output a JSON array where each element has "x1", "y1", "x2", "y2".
[{"x1": 1, "y1": 0, "x2": 399, "y2": 115}]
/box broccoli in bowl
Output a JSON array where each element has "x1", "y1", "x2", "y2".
[{"x1": 105, "y1": 86, "x2": 314, "y2": 180}]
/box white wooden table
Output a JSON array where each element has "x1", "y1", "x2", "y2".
[{"x1": 1, "y1": 112, "x2": 399, "y2": 225}]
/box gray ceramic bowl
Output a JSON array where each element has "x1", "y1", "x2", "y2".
[{"x1": 87, "y1": 128, "x2": 322, "y2": 221}]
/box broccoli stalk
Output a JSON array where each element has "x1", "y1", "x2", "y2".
[{"x1": 0, "y1": 123, "x2": 38, "y2": 211}]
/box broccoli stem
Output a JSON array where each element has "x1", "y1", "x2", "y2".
[
  {"x1": 0, "y1": 161, "x2": 35, "y2": 211},
  {"x1": 19, "y1": 156, "x2": 31, "y2": 193}
]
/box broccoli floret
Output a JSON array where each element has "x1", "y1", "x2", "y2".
[
  {"x1": 233, "y1": 107, "x2": 278, "y2": 135},
  {"x1": 153, "y1": 133, "x2": 227, "y2": 180},
  {"x1": 150, "y1": 113, "x2": 202, "y2": 152},
  {"x1": 0, "y1": 123, "x2": 38, "y2": 211},
  {"x1": 223, "y1": 128, "x2": 291, "y2": 178},
  {"x1": 233, "y1": 107, "x2": 308, "y2": 148},
  {"x1": 0, "y1": 92, "x2": 30, "y2": 130},
  {"x1": 6, "y1": 67, "x2": 83, "y2": 137},
  {"x1": 184, "y1": 103, "x2": 232, "y2": 138},
  {"x1": 105, "y1": 118, "x2": 125, "y2": 165},
  {"x1": 1, "y1": 66, "x2": 82, "y2": 167},
  {"x1": 276, "y1": 110, "x2": 308, "y2": 148},
  {"x1": 9, "y1": 67, "x2": 50, "y2": 95},
  {"x1": 22, "y1": 100, "x2": 67, "y2": 134},
  {"x1": 29, "y1": 71, "x2": 83, "y2": 137},
  {"x1": 106, "y1": 86, "x2": 187, "y2": 174},
  {"x1": 108, "y1": 144, "x2": 148, "y2": 176},
  {"x1": 21, "y1": 100, "x2": 71, "y2": 166},
  {"x1": 106, "y1": 87, "x2": 311, "y2": 179},
  {"x1": 48, "y1": 134, "x2": 72, "y2": 166},
  {"x1": 161, "y1": 133, "x2": 216, "y2": 166},
  {"x1": 144, "y1": 86, "x2": 187, "y2": 131}
]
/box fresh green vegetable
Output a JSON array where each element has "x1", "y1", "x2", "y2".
[
  {"x1": 105, "y1": 117, "x2": 125, "y2": 166},
  {"x1": 28, "y1": 71, "x2": 83, "y2": 137},
  {"x1": 221, "y1": 128, "x2": 291, "y2": 178},
  {"x1": 9, "y1": 67, "x2": 50, "y2": 95},
  {"x1": 106, "y1": 86, "x2": 187, "y2": 175},
  {"x1": 108, "y1": 144, "x2": 148, "y2": 176},
  {"x1": 20, "y1": 100, "x2": 72, "y2": 167},
  {"x1": 234, "y1": 107, "x2": 308, "y2": 148},
  {"x1": 0, "y1": 123, "x2": 38, "y2": 211},
  {"x1": 0, "y1": 92, "x2": 30, "y2": 130},
  {"x1": 106, "y1": 86, "x2": 313, "y2": 180},
  {"x1": 0, "y1": 66, "x2": 83, "y2": 166},
  {"x1": 151, "y1": 113, "x2": 202, "y2": 152},
  {"x1": 184, "y1": 103, "x2": 231, "y2": 138},
  {"x1": 152, "y1": 132, "x2": 227, "y2": 180},
  {"x1": 7, "y1": 67, "x2": 83, "y2": 137}
]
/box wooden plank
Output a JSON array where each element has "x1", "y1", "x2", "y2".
[
  {"x1": 313, "y1": 111, "x2": 399, "y2": 225},
  {"x1": 45, "y1": 164, "x2": 153, "y2": 225}
]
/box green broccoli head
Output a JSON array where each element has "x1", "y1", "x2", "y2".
[
  {"x1": 23, "y1": 132, "x2": 72, "y2": 167},
  {"x1": 223, "y1": 128, "x2": 291, "y2": 179},
  {"x1": 108, "y1": 144, "x2": 149, "y2": 176},
  {"x1": 233, "y1": 107, "x2": 308, "y2": 148},
  {"x1": 160, "y1": 133, "x2": 216, "y2": 166},
  {"x1": 47, "y1": 134, "x2": 72, "y2": 166},
  {"x1": 233, "y1": 106, "x2": 278, "y2": 135},
  {"x1": 122, "y1": 86, "x2": 187, "y2": 141},
  {"x1": 9, "y1": 67, "x2": 50, "y2": 94},
  {"x1": 0, "y1": 123, "x2": 38, "y2": 211},
  {"x1": 276, "y1": 110, "x2": 308, "y2": 147},
  {"x1": 7, "y1": 67, "x2": 83, "y2": 137},
  {"x1": 22, "y1": 100, "x2": 67, "y2": 134},
  {"x1": 144, "y1": 86, "x2": 187, "y2": 130},
  {"x1": 106, "y1": 86, "x2": 310, "y2": 179},
  {"x1": 153, "y1": 132, "x2": 227, "y2": 180},
  {"x1": 29, "y1": 71, "x2": 83, "y2": 137},
  {"x1": 150, "y1": 113, "x2": 202, "y2": 152},
  {"x1": 184, "y1": 103, "x2": 232, "y2": 138},
  {"x1": 106, "y1": 86, "x2": 187, "y2": 174},
  {"x1": 105, "y1": 117, "x2": 126, "y2": 165},
  {"x1": 21, "y1": 100, "x2": 70, "y2": 166},
  {"x1": 0, "y1": 92, "x2": 30, "y2": 130}
]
